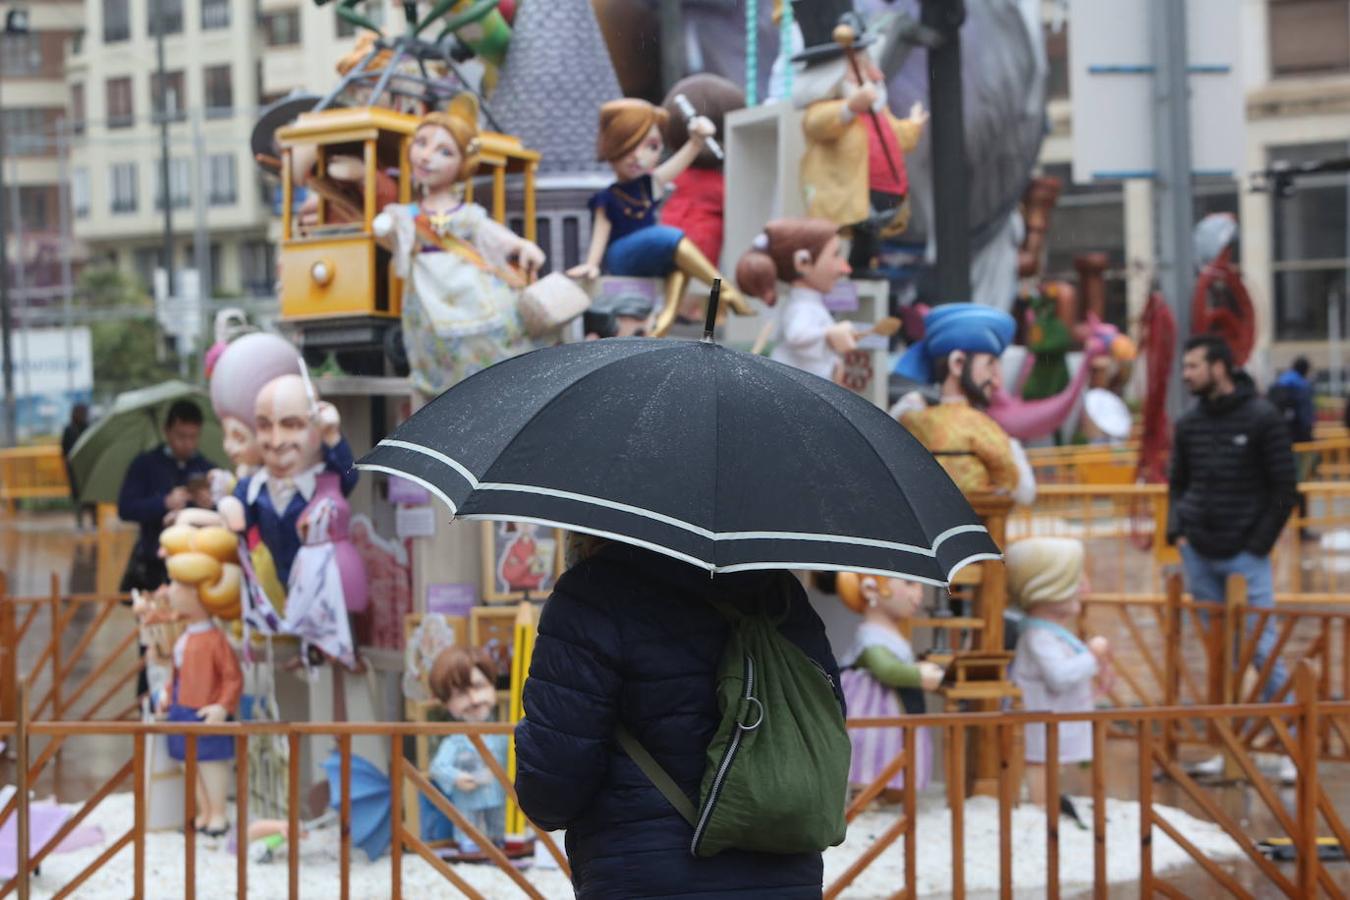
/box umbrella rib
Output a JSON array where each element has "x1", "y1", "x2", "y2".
[{"x1": 767, "y1": 363, "x2": 958, "y2": 550}]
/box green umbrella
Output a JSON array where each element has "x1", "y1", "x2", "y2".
[{"x1": 68, "y1": 380, "x2": 226, "y2": 504}]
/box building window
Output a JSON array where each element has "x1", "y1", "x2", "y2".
[
  {"x1": 103, "y1": 0, "x2": 130, "y2": 43},
  {"x1": 1044, "y1": 24, "x2": 1068, "y2": 101},
  {"x1": 132, "y1": 247, "x2": 163, "y2": 292},
  {"x1": 202, "y1": 65, "x2": 233, "y2": 119},
  {"x1": 208, "y1": 154, "x2": 236, "y2": 206},
  {"x1": 71, "y1": 83, "x2": 86, "y2": 136},
  {"x1": 263, "y1": 9, "x2": 301, "y2": 46},
  {"x1": 1269, "y1": 0, "x2": 1350, "y2": 76},
  {"x1": 1, "y1": 109, "x2": 58, "y2": 156},
  {"x1": 1270, "y1": 141, "x2": 1350, "y2": 341},
  {"x1": 336, "y1": 0, "x2": 384, "y2": 38},
  {"x1": 106, "y1": 77, "x2": 134, "y2": 129},
  {"x1": 155, "y1": 159, "x2": 192, "y2": 210},
  {"x1": 110, "y1": 163, "x2": 138, "y2": 214},
  {"x1": 241, "y1": 240, "x2": 277, "y2": 296},
  {"x1": 151, "y1": 71, "x2": 186, "y2": 123},
  {"x1": 72, "y1": 168, "x2": 90, "y2": 219},
  {"x1": 147, "y1": 0, "x2": 183, "y2": 36},
  {"x1": 18, "y1": 187, "x2": 54, "y2": 232},
  {"x1": 201, "y1": 0, "x2": 230, "y2": 30},
  {"x1": 0, "y1": 32, "x2": 43, "y2": 76}
]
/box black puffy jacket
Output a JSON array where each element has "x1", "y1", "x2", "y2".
[
  {"x1": 514, "y1": 543, "x2": 841, "y2": 900},
  {"x1": 1167, "y1": 372, "x2": 1297, "y2": 558}
]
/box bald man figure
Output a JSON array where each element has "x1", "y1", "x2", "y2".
[{"x1": 220, "y1": 374, "x2": 356, "y2": 586}]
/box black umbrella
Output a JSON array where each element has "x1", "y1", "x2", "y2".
[{"x1": 358, "y1": 289, "x2": 999, "y2": 586}]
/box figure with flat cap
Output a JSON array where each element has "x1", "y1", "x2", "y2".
[
  {"x1": 892, "y1": 303, "x2": 1034, "y2": 503},
  {"x1": 791, "y1": 0, "x2": 928, "y2": 274}
]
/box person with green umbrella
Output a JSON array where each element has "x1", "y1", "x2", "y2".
[{"x1": 117, "y1": 400, "x2": 220, "y2": 593}]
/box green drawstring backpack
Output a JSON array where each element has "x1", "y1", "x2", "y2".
[{"x1": 616, "y1": 590, "x2": 851, "y2": 858}]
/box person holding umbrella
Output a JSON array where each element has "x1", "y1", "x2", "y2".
[
  {"x1": 117, "y1": 400, "x2": 219, "y2": 592},
  {"x1": 358, "y1": 285, "x2": 999, "y2": 897}
]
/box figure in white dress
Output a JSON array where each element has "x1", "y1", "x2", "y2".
[
  {"x1": 1007, "y1": 537, "x2": 1113, "y2": 807},
  {"x1": 372, "y1": 96, "x2": 545, "y2": 398},
  {"x1": 735, "y1": 217, "x2": 857, "y2": 383}
]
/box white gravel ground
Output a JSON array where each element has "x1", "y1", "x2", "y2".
[{"x1": 24, "y1": 792, "x2": 1244, "y2": 898}]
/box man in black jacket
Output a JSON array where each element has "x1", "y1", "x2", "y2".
[{"x1": 1168, "y1": 335, "x2": 1297, "y2": 703}]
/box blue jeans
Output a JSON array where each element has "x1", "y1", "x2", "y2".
[{"x1": 1179, "y1": 543, "x2": 1289, "y2": 703}]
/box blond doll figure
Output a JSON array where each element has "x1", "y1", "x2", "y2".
[
  {"x1": 157, "y1": 522, "x2": 244, "y2": 836},
  {"x1": 373, "y1": 96, "x2": 546, "y2": 397},
  {"x1": 1007, "y1": 537, "x2": 1112, "y2": 807}
]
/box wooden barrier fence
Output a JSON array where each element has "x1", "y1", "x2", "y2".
[
  {"x1": 0, "y1": 445, "x2": 70, "y2": 513},
  {"x1": 0, "y1": 576, "x2": 139, "y2": 725},
  {"x1": 1, "y1": 667, "x2": 1346, "y2": 899}
]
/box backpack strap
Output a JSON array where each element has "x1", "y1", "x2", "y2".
[{"x1": 614, "y1": 725, "x2": 697, "y2": 826}]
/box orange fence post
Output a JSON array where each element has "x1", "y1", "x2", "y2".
[
  {"x1": 15, "y1": 678, "x2": 28, "y2": 900},
  {"x1": 0, "y1": 574, "x2": 14, "y2": 724},
  {"x1": 1163, "y1": 573, "x2": 1182, "y2": 761},
  {"x1": 47, "y1": 573, "x2": 62, "y2": 722},
  {"x1": 1137, "y1": 719, "x2": 1153, "y2": 896},
  {"x1": 1295, "y1": 662, "x2": 1320, "y2": 896}
]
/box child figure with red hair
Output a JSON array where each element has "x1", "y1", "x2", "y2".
[{"x1": 836, "y1": 573, "x2": 943, "y2": 797}]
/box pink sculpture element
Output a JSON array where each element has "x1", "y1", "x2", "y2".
[
  {"x1": 988, "y1": 321, "x2": 1119, "y2": 443},
  {"x1": 350, "y1": 513, "x2": 412, "y2": 651}
]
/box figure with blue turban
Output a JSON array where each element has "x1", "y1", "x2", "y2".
[{"x1": 891, "y1": 303, "x2": 1034, "y2": 502}]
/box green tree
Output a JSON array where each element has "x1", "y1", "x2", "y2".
[{"x1": 80, "y1": 266, "x2": 179, "y2": 402}]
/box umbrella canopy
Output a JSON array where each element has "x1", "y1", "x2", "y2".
[
  {"x1": 323, "y1": 751, "x2": 391, "y2": 861},
  {"x1": 68, "y1": 381, "x2": 226, "y2": 504},
  {"x1": 358, "y1": 339, "x2": 999, "y2": 586}
]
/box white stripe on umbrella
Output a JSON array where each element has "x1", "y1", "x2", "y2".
[
  {"x1": 369, "y1": 438, "x2": 992, "y2": 560},
  {"x1": 359, "y1": 462, "x2": 998, "y2": 585}
]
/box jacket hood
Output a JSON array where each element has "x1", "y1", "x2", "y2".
[
  {"x1": 1275, "y1": 369, "x2": 1310, "y2": 390},
  {"x1": 584, "y1": 540, "x2": 795, "y2": 604},
  {"x1": 1201, "y1": 370, "x2": 1257, "y2": 416}
]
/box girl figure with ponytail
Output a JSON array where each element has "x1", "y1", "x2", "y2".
[
  {"x1": 568, "y1": 98, "x2": 750, "y2": 337},
  {"x1": 734, "y1": 217, "x2": 856, "y2": 382}
]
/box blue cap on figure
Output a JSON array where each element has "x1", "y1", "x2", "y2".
[{"x1": 895, "y1": 303, "x2": 1017, "y2": 383}]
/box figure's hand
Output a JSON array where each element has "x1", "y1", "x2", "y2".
[
  {"x1": 687, "y1": 115, "x2": 715, "y2": 143},
  {"x1": 372, "y1": 211, "x2": 394, "y2": 238},
  {"x1": 566, "y1": 263, "x2": 599, "y2": 280},
  {"x1": 908, "y1": 102, "x2": 930, "y2": 127},
  {"x1": 454, "y1": 773, "x2": 479, "y2": 792},
  {"x1": 315, "y1": 401, "x2": 342, "y2": 447},
  {"x1": 516, "y1": 242, "x2": 546, "y2": 279},
  {"x1": 296, "y1": 193, "x2": 320, "y2": 231},
  {"x1": 825, "y1": 321, "x2": 859, "y2": 354},
  {"x1": 165, "y1": 487, "x2": 190, "y2": 513},
  {"x1": 189, "y1": 483, "x2": 214, "y2": 510},
  {"x1": 217, "y1": 496, "x2": 246, "y2": 533},
  {"x1": 325, "y1": 155, "x2": 364, "y2": 183},
  {"x1": 1087, "y1": 635, "x2": 1110, "y2": 658},
  {"x1": 846, "y1": 83, "x2": 879, "y2": 115},
  {"x1": 919, "y1": 661, "x2": 945, "y2": 692},
  {"x1": 197, "y1": 704, "x2": 229, "y2": 725}
]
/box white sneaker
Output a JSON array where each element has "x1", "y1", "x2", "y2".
[
  {"x1": 1183, "y1": 754, "x2": 1224, "y2": 777},
  {"x1": 1276, "y1": 756, "x2": 1299, "y2": 785}
]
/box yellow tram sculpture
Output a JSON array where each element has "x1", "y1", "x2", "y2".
[{"x1": 273, "y1": 105, "x2": 540, "y2": 372}]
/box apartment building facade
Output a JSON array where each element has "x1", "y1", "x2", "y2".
[
  {"x1": 1039, "y1": 0, "x2": 1350, "y2": 373},
  {"x1": 0, "y1": 1, "x2": 82, "y2": 309},
  {"x1": 62, "y1": 0, "x2": 381, "y2": 305}
]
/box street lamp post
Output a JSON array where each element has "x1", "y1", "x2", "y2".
[
  {"x1": 921, "y1": 0, "x2": 970, "y2": 305},
  {"x1": 0, "y1": 7, "x2": 31, "y2": 447}
]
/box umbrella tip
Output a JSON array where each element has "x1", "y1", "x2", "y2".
[{"x1": 702, "y1": 279, "x2": 722, "y2": 343}]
